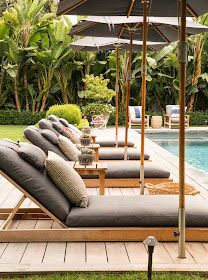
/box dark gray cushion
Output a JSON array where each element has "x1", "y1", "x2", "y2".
[
  {"x1": 24, "y1": 127, "x2": 68, "y2": 160},
  {"x1": 59, "y1": 118, "x2": 70, "y2": 127},
  {"x1": 82, "y1": 162, "x2": 170, "y2": 179},
  {"x1": 66, "y1": 195, "x2": 208, "y2": 227},
  {"x1": 99, "y1": 148, "x2": 150, "y2": 160},
  {"x1": 96, "y1": 139, "x2": 134, "y2": 147},
  {"x1": 0, "y1": 141, "x2": 71, "y2": 221},
  {"x1": 17, "y1": 143, "x2": 46, "y2": 171},
  {"x1": 52, "y1": 122, "x2": 65, "y2": 134},
  {"x1": 38, "y1": 119, "x2": 60, "y2": 136},
  {"x1": 41, "y1": 129, "x2": 58, "y2": 145},
  {"x1": 48, "y1": 114, "x2": 60, "y2": 122}
]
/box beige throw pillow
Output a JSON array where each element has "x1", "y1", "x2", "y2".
[
  {"x1": 46, "y1": 151, "x2": 88, "y2": 208},
  {"x1": 57, "y1": 135, "x2": 80, "y2": 161},
  {"x1": 64, "y1": 127, "x2": 80, "y2": 144}
]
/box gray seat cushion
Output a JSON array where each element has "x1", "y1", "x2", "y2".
[
  {"x1": 39, "y1": 119, "x2": 60, "y2": 136},
  {"x1": 82, "y1": 162, "x2": 170, "y2": 179},
  {"x1": 0, "y1": 141, "x2": 71, "y2": 221},
  {"x1": 99, "y1": 148, "x2": 150, "y2": 160},
  {"x1": 24, "y1": 127, "x2": 68, "y2": 160},
  {"x1": 66, "y1": 195, "x2": 208, "y2": 227},
  {"x1": 96, "y1": 139, "x2": 134, "y2": 147}
]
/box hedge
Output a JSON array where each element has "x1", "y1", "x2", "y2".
[
  {"x1": 46, "y1": 104, "x2": 82, "y2": 125},
  {"x1": 0, "y1": 110, "x2": 46, "y2": 125}
]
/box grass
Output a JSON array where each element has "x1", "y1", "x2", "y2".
[
  {"x1": 0, "y1": 273, "x2": 207, "y2": 280},
  {"x1": 0, "y1": 125, "x2": 27, "y2": 141}
]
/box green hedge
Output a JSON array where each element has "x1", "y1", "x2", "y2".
[
  {"x1": 46, "y1": 104, "x2": 82, "y2": 125},
  {"x1": 0, "y1": 110, "x2": 46, "y2": 125},
  {"x1": 189, "y1": 111, "x2": 208, "y2": 126}
]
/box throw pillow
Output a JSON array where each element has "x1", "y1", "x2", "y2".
[
  {"x1": 57, "y1": 135, "x2": 81, "y2": 161},
  {"x1": 17, "y1": 143, "x2": 46, "y2": 171},
  {"x1": 41, "y1": 129, "x2": 58, "y2": 145},
  {"x1": 46, "y1": 151, "x2": 88, "y2": 208},
  {"x1": 52, "y1": 121, "x2": 65, "y2": 134},
  {"x1": 64, "y1": 127, "x2": 80, "y2": 144},
  {"x1": 68, "y1": 124, "x2": 82, "y2": 136},
  {"x1": 59, "y1": 118, "x2": 70, "y2": 127},
  {"x1": 171, "y1": 107, "x2": 180, "y2": 118},
  {"x1": 48, "y1": 114, "x2": 60, "y2": 122}
]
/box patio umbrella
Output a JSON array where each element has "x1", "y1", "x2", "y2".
[
  {"x1": 57, "y1": 0, "x2": 207, "y2": 17},
  {"x1": 70, "y1": 36, "x2": 166, "y2": 147},
  {"x1": 58, "y1": 0, "x2": 208, "y2": 259}
]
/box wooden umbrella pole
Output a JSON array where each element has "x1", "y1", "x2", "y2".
[
  {"x1": 140, "y1": 0, "x2": 148, "y2": 195},
  {"x1": 178, "y1": 0, "x2": 187, "y2": 259},
  {"x1": 124, "y1": 33, "x2": 133, "y2": 160},
  {"x1": 115, "y1": 47, "x2": 119, "y2": 147}
]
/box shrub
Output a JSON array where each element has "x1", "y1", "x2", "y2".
[
  {"x1": 189, "y1": 111, "x2": 208, "y2": 126},
  {"x1": 82, "y1": 103, "x2": 115, "y2": 120},
  {"x1": 77, "y1": 119, "x2": 89, "y2": 129},
  {"x1": 108, "y1": 111, "x2": 126, "y2": 126},
  {"x1": 46, "y1": 104, "x2": 82, "y2": 125},
  {"x1": 78, "y1": 74, "x2": 115, "y2": 102},
  {"x1": 0, "y1": 110, "x2": 46, "y2": 125}
]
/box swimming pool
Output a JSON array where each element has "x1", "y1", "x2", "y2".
[{"x1": 146, "y1": 131, "x2": 208, "y2": 172}]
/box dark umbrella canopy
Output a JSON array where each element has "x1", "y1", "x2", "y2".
[
  {"x1": 69, "y1": 16, "x2": 208, "y2": 43},
  {"x1": 70, "y1": 36, "x2": 166, "y2": 51},
  {"x1": 57, "y1": 0, "x2": 208, "y2": 17}
]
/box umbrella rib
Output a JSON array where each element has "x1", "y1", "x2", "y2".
[
  {"x1": 152, "y1": 23, "x2": 171, "y2": 43},
  {"x1": 127, "y1": 0, "x2": 136, "y2": 17},
  {"x1": 58, "y1": 0, "x2": 87, "y2": 15},
  {"x1": 186, "y1": 4, "x2": 198, "y2": 17},
  {"x1": 70, "y1": 22, "x2": 97, "y2": 35}
]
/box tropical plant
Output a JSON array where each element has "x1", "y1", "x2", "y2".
[{"x1": 82, "y1": 103, "x2": 115, "y2": 119}]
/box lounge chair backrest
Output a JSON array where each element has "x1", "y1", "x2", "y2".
[
  {"x1": 129, "y1": 106, "x2": 142, "y2": 119},
  {"x1": 166, "y1": 105, "x2": 187, "y2": 116},
  {"x1": 24, "y1": 126, "x2": 68, "y2": 161},
  {"x1": 0, "y1": 141, "x2": 71, "y2": 221},
  {"x1": 38, "y1": 119, "x2": 60, "y2": 136}
]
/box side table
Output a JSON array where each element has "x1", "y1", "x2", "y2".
[
  {"x1": 74, "y1": 162, "x2": 107, "y2": 195},
  {"x1": 151, "y1": 116, "x2": 162, "y2": 129}
]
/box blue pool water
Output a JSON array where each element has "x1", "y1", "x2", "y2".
[{"x1": 146, "y1": 132, "x2": 208, "y2": 172}]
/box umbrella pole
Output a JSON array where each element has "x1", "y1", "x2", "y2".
[
  {"x1": 124, "y1": 33, "x2": 133, "y2": 160},
  {"x1": 115, "y1": 47, "x2": 119, "y2": 147},
  {"x1": 178, "y1": 0, "x2": 186, "y2": 259},
  {"x1": 140, "y1": 0, "x2": 148, "y2": 195}
]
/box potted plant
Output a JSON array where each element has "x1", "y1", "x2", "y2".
[
  {"x1": 80, "y1": 133, "x2": 92, "y2": 146},
  {"x1": 79, "y1": 74, "x2": 115, "y2": 126},
  {"x1": 82, "y1": 126, "x2": 92, "y2": 134},
  {"x1": 78, "y1": 148, "x2": 95, "y2": 165}
]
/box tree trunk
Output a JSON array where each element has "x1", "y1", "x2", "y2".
[
  {"x1": 60, "y1": 68, "x2": 69, "y2": 104},
  {"x1": 14, "y1": 78, "x2": 21, "y2": 112},
  {"x1": 40, "y1": 92, "x2": 48, "y2": 112},
  {"x1": 24, "y1": 68, "x2": 29, "y2": 111},
  {"x1": 187, "y1": 94, "x2": 195, "y2": 112}
]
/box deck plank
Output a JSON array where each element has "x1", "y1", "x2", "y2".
[
  {"x1": 65, "y1": 242, "x2": 86, "y2": 264},
  {"x1": 106, "y1": 242, "x2": 129, "y2": 265},
  {"x1": 125, "y1": 242, "x2": 147, "y2": 264},
  {"x1": 186, "y1": 243, "x2": 208, "y2": 264},
  {"x1": 86, "y1": 242, "x2": 107, "y2": 264}
]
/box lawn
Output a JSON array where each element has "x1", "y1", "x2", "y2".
[
  {"x1": 0, "y1": 125, "x2": 27, "y2": 142},
  {"x1": 0, "y1": 273, "x2": 207, "y2": 280}
]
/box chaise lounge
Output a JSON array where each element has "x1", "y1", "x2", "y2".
[
  {"x1": 24, "y1": 126, "x2": 171, "y2": 187},
  {"x1": 0, "y1": 140, "x2": 207, "y2": 242}
]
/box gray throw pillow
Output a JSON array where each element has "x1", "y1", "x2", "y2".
[
  {"x1": 52, "y1": 121, "x2": 65, "y2": 134},
  {"x1": 64, "y1": 127, "x2": 80, "y2": 144},
  {"x1": 48, "y1": 114, "x2": 60, "y2": 122},
  {"x1": 41, "y1": 129, "x2": 58, "y2": 145},
  {"x1": 68, "y1": 124, "x2": 82, "y2": 136},
  {"x1": 57, "y1": 135, "x2": 80, "y2": 161},
  {"x1": 59, "y1": 118, "x2": 70, "y2": 127},
  {"x1": 16, "y1": 143, "x2": 46, "y2": 171},
  {"x1": 38, "y1": 119, "x2": 60, "y2": 136},
  {"x1": 46, "y1": 151, "x2": 88, "y2": 208}
]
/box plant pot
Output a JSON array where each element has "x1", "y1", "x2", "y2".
[
  {"x1": 78, "y1": 154, "x2": 94, "y2": 165},
  {"x1": 82, "y1": 126, "x2": 91, "y2": 134},
  {"x1": 80, "y1": 137, "x2": 91, "y2": 146}
]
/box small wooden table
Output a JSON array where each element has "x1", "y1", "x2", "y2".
[
  {"x1": 92, "y1": 135, "x2": 97, "y2": 144},
  {"x1": 74, "y1": 162, "x2": 107, "y2": 195},
  {"x1": 77, "y1": 144, "x2": 100, "y2": 162}
]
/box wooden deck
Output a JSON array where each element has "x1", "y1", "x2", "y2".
[{"x1": 1, "y1": 128, "x2": 208, "y2": 273}]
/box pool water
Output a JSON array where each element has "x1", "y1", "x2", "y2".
[{"x1": 146, "y1": 132, "x2": 208, "y2": 172}]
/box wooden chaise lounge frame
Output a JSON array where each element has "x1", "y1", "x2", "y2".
[{"x1": 0, "y1": 170, "x2": 207, "y2": 243}]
